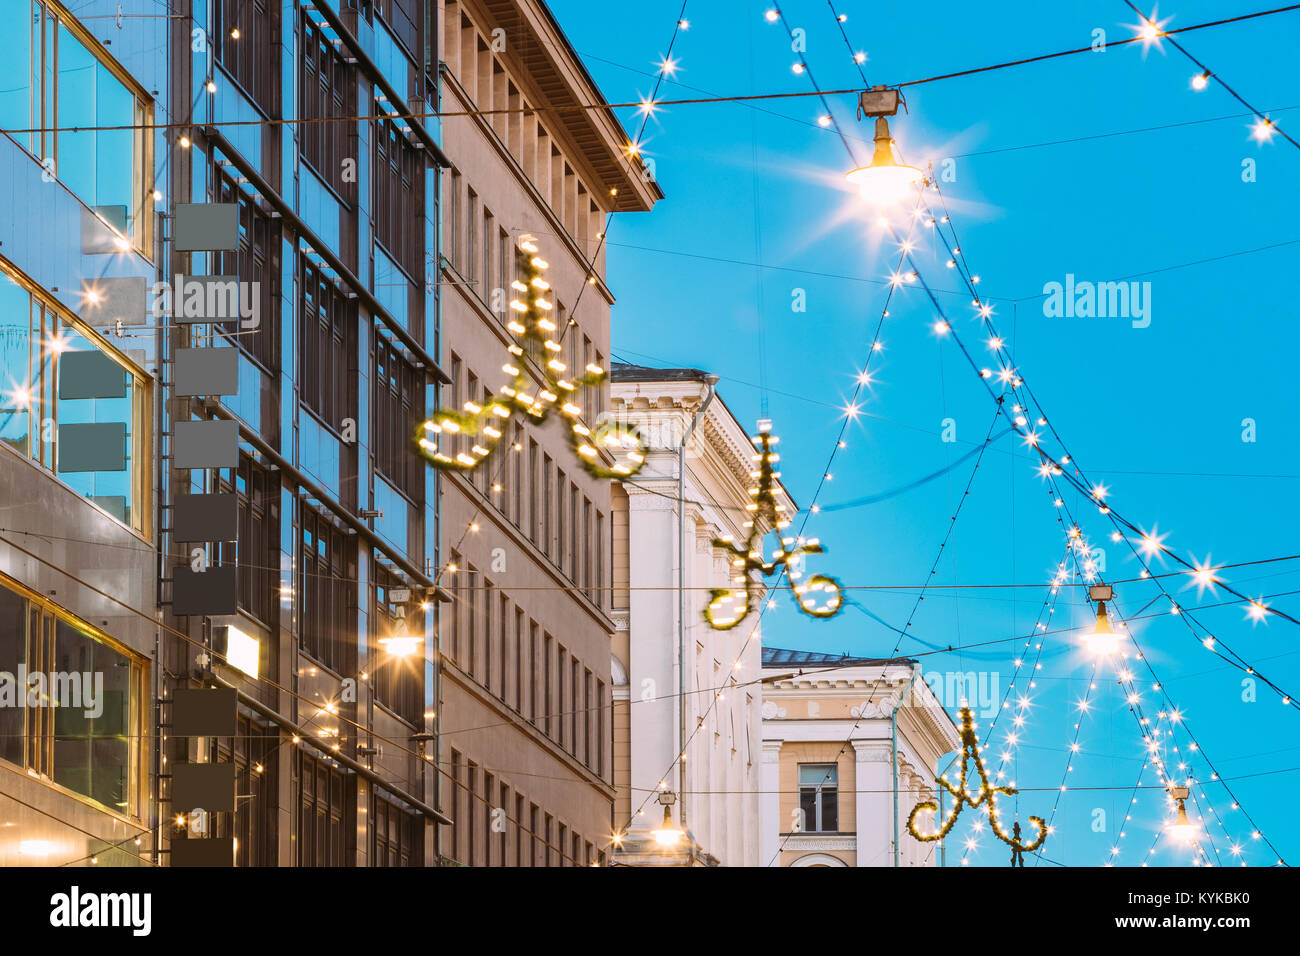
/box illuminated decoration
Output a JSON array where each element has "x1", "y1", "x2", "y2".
[
  {"x1": 1165, "y1": 785, "x2": 1199, "y2": 843},
  {"x1": 417, "y1": 236, "x2": 647, "y2": 479},
  {"x1": 704, "y1": 421, "x2": 844, "y2": 630},
  {"x1": 907, "y1": 706, "x2": 1048, "y2": 856}
]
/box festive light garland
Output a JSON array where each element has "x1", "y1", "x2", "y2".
[
  {"x1": 417, "y1": 236, "x2": 648, "y2": 480},
  {"x1": 704, "y1": 421, "x2": 844, "y2": 630},
  {"x1": 908, "y1": 706, "x2": 1048, "y2": 854}
]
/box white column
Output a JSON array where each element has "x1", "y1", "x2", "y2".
[
  {"x1": 851, "y1": 741, "x2": 893, "y2": 867},
  {"x1": 626, "y1": 487, "x2": 679, "y2": 834},
  {"x1": 759, "y1": 740, "x2": 783, "y2": 866}
]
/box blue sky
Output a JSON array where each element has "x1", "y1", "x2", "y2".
[{"x1": 550, "y1": 0, "x2": 1300, "y2": 866}]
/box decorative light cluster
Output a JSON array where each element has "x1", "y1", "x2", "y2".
[
  {"x1": 908, "y1": 707, "x2": 1048, "y2": 855},
  {"x1": 417, "y1": 236, "x2": 647, "y2": 480},
  {"x1": 704, "y1": 421, "x2": 844, "y2": 630}
]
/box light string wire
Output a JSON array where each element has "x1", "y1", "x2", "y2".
[
  {"x1": 784, "y1": 1, "x2": 1292, "y2": 865},
  {"x1": 609, "y1": 135, "x2": 933, "y2": 846},
  {"x1": 1121, "y1": 0, "x2": 1299, "y2": 151},
  {"x1": 1, "y1": 5, "x2": 1296, "y2": 137},
  {"x1": 764, "y1": 0, "x2": 1082, "y2": 867}
]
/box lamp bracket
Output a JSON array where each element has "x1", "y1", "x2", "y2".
[
  {"x1": 857, "y1": 86, "x2": 901, "y2": 119},
  {"x1": 1088, "y1": 583, "x2": 1114, "y2": 602}
]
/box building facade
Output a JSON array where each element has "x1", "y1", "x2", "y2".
[
  {"x1": 760, "y1": 648, "x2": 960, "y2": 867},
  {"x1": 608, "y1": 366, "x2": 773, "y2": 866},
  {"x1": 432, "y1": 1, "x2": 660, "y2": 866},
  {"x1": 2, "y1": 0, "x2": 451, "y2": 866}
]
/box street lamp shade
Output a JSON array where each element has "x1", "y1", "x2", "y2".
[{"x1": 846, "y1": 117, "x2": 923, "y2": 205}]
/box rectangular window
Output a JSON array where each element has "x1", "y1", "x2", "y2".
[
  {"x1": 528, "y1": 620, "x2": 539, "y2": 724},
  {"x1": 300, "y1": 505, "x2": 354, "y2": 675},
  {"x1": 595, "y1": 511, "x2": 604, "y2": 609},
  {"x1": 214, "y1": 167, "x2": 279, "y2": 373},
  {"x1": 449, "y1": 749, "x2": 462, "y2": 862},
  {"x1": 542, "y1": 633, "x2": 553, "y2": 736},
  {"x1": 448, "y1": 551, "x2": 462, "y2": 663},
  {"x1": 483, "y1": 771, "x2": 495, "y2": 865},
  {"x1": 0, "y1": 574, "x2": 145, "y2": 816},
  {"x1": 570, "y1": 658, "x2": 579, "y2": 755},
  {"x1": 447, "y1": 170, "x2": 462, "y2": 270},
  {"x1": 482, "y1": 207, "x2": 494, "y2": 305},
  {"x1": 511, "y1": 424, "x2": 523, "y2": 525},
  {"x1": 482, "y1": 579, "x2": 494, "y2": 688},
  {"x1": 214, "y1": 452, "x2": 278, "y2": 629},
  {"x1": 515, "y1": 793, "x2": 525, "y2": 866},
  {"x1": 514, "y1": 608, "x2": 524, "y2": 712},
  {"x1": 300, "y1": 255, "x2": 354, "y2": 432},
  {"x1": 215, "y1": 711, "x2": 279, "y2": 866},
  {"x1": 556, "y1": 646, "x2": 567, "y2": 747},
  {"x1": 569, "y1": 484, "x2": 579, "y2": 582},
  {"x1": 798, "y1": 763, "x2": 839, "y2": 833},
  {"x1": 497, "y1": 592, "x2": 508, "y2": 700},
  {"x1": 0, "y1": 2, "x2": 152, "y2": 248},
  {"x1": 467, "y1": 565, "x2": 479, "y2": 676},
  {"x1": 298, "y1": 749, "x2": 354, "y2": 866},
  {"x1": 583, "y1": 669, "x2": 592, "y2": 768},
  {"x1": 595, "y1": 679, "x2": 605, "y2": 778},
  {"x1": 213, "y1": 0, "x2": 278, "y2": 114},
  {"x1": 375, "y1": 0, "x2": 420, "y2": 59},
  {"x1": 583, "y1": 498, "x2": 591, "y2": 597},
  {"x1": 0, "y1": 262, "x2": 150, "y2": 532},
  {"x1": 542, "y1": 456, "x2": 553, "y2": 557},
  {"x1": 466, "y1": 191, "x2": 478, "y2": 282},
  {"x1": 374, "y1": 113, "x2": 423, "y2": 274},
  {"x1": 373, "y1": 562, "x2": 421, "y2": 724},
  {"x1": 372, "y1": 793, "x2": 422, "y2": 866},
  {"x1": 466, "y1": 762, "x2": 477, "y2": 864},
  {"x1": 528, "y1": 440, "x2": 539, "y2": 545},
  {"x1": 301, "y1": 14, "x2": 355, "y2": 199},
  {"x1": 374, "y1": 333, "x2": 423, "y2": 500}
]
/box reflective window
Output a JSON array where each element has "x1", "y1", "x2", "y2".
[
  {"x1": 0, "y1": 573, "x2": 144, "y2": 816},
  {"x1": 0, "y1": 2, "x2": 152, "y2": 248},
  {"x1": 0, "y1": 262, "x2": 150, "y2": 531}
]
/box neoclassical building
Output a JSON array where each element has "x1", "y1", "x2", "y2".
[
  {"x1": 760, "y1": 648, "x2": 960, "y2": 867},
  {"x1": 608, "y1": 366, "x2": 783, "y2": 866}
]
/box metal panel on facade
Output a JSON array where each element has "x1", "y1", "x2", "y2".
[
  {"x1": 171, "y1": 687, "x2": 238, "y2": 736},
  {"x1": 172, "y1": 763, "x2": 237, "y2": 813},
  {"x1": 174, "y1": 347, "x2": 239, "y2": 396},
  {"x1": 59, "y1": 350, "x2": 127, "y2": 399},
  {"x1": 173, "y1": 203, "x2": 239, "y2": 251},
  {"x1": 171, "y1": 837, "x2": 235, "y2": 867},
  {"x1": 173, "y1": 419, "x2": 238, "y2": 469},
  {"x1": 79, "y1": 276, "x2": 148, "y2": 326},
  {"x1": 172, "y1": 565, "x2": 238, "y2": 616},
  {"x1": 57, "y1": 422, "x2": 127, "y2": 472},
  {"x1": 174, "y1": 493, "x2": 238, "y2": 542}
]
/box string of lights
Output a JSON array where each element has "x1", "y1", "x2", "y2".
[
  {"x1": 1123, "y1": 1, "x2": 1298, "y2": 150},
  {"x1": 768, "y1": 2, "x2": 1293, "y2": 865},
  {"x1": 3, "y1": 5, "x2": 1296, "y2": 140}
]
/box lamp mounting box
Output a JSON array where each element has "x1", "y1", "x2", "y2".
[
  {"x1": 857, "y1": 86, "x2": 900, "y2": 118},
  {"x1": 1088, "y1": 584, "x2": 1114, "y2": 602}
]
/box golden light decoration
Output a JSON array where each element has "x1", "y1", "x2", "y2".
[
  {"x1": 704, "y1": 421, "x2": 844, "y2": 630},
  {"x1": 416, "y1": 236, "x2": 647, "y2": 480},
  {"x1": 907, "y1": 706, "x2": 1048, "y2": 856}
]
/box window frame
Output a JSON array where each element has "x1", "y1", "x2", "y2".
[
  {"x1": 0, "y1": 257, "x2": 152, "y2": 536},
  {"x1": 0, "y1": 570, "x2": 147, "y2": 819},
  {"x1": 797, "y1": 763, "x2": 840, "y2": 833}
]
